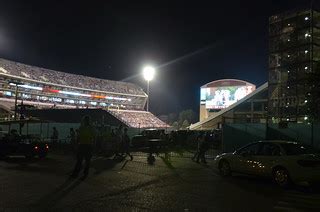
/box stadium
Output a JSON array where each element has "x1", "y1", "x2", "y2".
[
  {"x1": 0, "y1": 58, "x2": 169, "y2": 129},
  {"x1": 199, "y1": 79, "x2": 256, "y2": 121}
]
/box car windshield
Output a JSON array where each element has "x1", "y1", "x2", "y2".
[{"x1": 280, "y1": 143, "x2": 318, "y2": 155}]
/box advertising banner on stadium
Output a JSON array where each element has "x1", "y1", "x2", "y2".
[{"x1": 200, "y1": 85, "x2": 254, "y2": 109}]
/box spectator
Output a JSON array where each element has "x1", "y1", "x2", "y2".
[
  {"x1": 69, "y1": 128, "x2": 76, "y2": 155},
  {"x1": 196, "y1": 132, "x2": 210, "y2": 164},
  {"x1": 122, "y1": 128, "x2": 133, "y2": 160},
  {"x1": 71, "y1": 116, "x2": 95, "y2": 179},
  {"x1": 51, "y1": 127, "x2": 59, "y2": 145}
]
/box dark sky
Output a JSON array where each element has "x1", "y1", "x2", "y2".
[{"x1": 0, "y1": 0, "x2": 312, "y2": 117}]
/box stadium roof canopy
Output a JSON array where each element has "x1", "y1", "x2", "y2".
[
  {"x1": 201, "y1": 78, "x2": 256, "y2": 88},
  {"x1": 0, "y1": 58, "x2": 146, "y2": 97},
  {"x1": 190, "y1": 82, "x2": 268, "y2": 130}
]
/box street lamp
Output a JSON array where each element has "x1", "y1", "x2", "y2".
[{"x1": 143, "y1": 66, "x2": 155, "y2": 112}]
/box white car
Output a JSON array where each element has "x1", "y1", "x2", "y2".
[{"x1": 214, "y1": 140, "x2": 320, "y2": 187}]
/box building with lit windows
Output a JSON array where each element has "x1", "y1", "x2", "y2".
[
  {"x1": 0, "y1": 58, "x2": 169, "y2": 128},
  {"x1": 268, "y1": 8, "x2": 320, "y2": 123}
]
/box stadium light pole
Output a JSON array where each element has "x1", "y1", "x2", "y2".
[
  {"x1": 9, "y1": 81, "x2": 23, "y2": 120},
  {"x1": 143, "y1": 66, "x2": 155, "y2": 112}
]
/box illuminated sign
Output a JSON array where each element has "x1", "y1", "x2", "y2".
[
  {"x1": 8, "y1": 83, "x2": 131, "y2": 102},
  {"x1": 201, "y1": 85, "x2": 255, "y2": 109}
]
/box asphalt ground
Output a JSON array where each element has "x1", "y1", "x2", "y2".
[{"x1": 0, "y1": 151, "x2": 319, "y2": 211}]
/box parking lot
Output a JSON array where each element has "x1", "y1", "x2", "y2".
[{"x1": 0, "y1": 151, "x2": 319, "y2": 211}]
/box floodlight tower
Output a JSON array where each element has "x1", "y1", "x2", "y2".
[{"x1": 143, "y1": 66, "x2": 155, "y2": 112}]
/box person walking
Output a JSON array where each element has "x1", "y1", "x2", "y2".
[
  {"x1": 113, "y1": 125, "x2": 123, "y2": 159},
  {"x1": 71, "y1": 116, "x2": 95, "y2": 179},
  {"x1": 192, "y1": 133, "x2": 203, "y2": 161},
  {"x1": 196, "y1": 133, "x2": 209, "y2": 164},
  {"x1": 69, "y1": 128, "x2": 77, "y2": 156},
  {"x1": 51, "y1": 127, "x2": 59, "y2": 147},
  {"x1": 122, "y1": 128, "x2": 133, "y2": 160}
]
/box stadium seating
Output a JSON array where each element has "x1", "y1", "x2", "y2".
[
  {"x1": 109, "y1": 110, "x2": 169, "y2": 128},
  {"x1": 0, "y1": 58, "x2": 170, "y2": 129},
  {"x1": 0, "y1": 58, "x2": 145, "y2": 96}
]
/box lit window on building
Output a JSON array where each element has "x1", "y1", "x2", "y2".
[{"x1": 4, "y1": 91, "x2": 12, "y2": 96}]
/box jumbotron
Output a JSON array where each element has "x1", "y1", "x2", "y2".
[{"x1": 0, "y1": 58, "x2": 169, "y2": 128}]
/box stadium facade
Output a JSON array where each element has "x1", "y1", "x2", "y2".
[
  {"x1": 190, "y1": 7, "x2": 320, "y2": 152},
  {"x1": 191, "y1": 82, "x2": 267, "y2": 130},
  {"x1": 199, "y1": 79, "x2": 256, "y2": 121},
  {"x1": 268, "y1": 8, "x2": 320, "y2": 123},
  {"x1": 0, "y1": 58, "x2": 169, "y2": 128}
]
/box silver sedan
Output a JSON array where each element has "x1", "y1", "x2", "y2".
[{"x1": 214, "y1": 140, "x2": 320, "y2": 187}]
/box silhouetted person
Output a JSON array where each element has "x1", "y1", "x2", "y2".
[
  {"x1": 122, "y1": 128, "x2": 133, "y2": 160},
  {"x1": 69, "y1": 128, "x2": 76, "y2": 155},
  {"x1": 196, "y1": 133, "x2": 209, "y2": 164},
  {"x1": 71, "y1": 116, "x2": 95, "y2": 179},
  {"x1": 192, "y1": 133, "x2": 203, "y2": 162},
  {"x1": 51, "y1": 127, "x2": 59, "y2": 146},
  {"x1": 113, "y1": 125, "x2": 123, "y2": 159}
]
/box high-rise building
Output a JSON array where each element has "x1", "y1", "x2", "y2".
[{"x1": 268, "y1": 8, "x2": 320, "y2": 123}]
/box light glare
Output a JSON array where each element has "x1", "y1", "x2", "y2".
[{"x1": 143, "y1": 66, "x2": 155, "y2": 81}]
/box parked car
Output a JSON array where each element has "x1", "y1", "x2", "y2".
[
  {"x1": 214, "y1": 140, "x2": 320, "y2": 187},
  {"x1": 0, "y1": 131, "x2": 49, "y2": 159}
]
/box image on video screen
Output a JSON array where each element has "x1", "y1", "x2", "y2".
[{"x1": 200, "y1": 86, "x2": 254, "y2": 109}]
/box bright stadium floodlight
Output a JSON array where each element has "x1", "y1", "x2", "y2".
[
  {"x1": 143, "y1": 66, "x2": 155, "y2": 81},
  {"x1": 142, "y1": 66, "x2": 155, "y2": 112}
]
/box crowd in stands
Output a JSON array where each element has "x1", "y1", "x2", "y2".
[
  {"x1": 0, "y1": 97, "x2": 82, "y2": 112},
  {"x1": 0, "y1": 58, "x2": 145, "y2": 96},
  {"x1": 110, "y1": 110, "x2": 170, "y2": 129}
]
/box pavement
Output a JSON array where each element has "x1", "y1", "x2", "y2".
[{"x1": 0, "y1": 151, "x2": 320, "y2": 211}]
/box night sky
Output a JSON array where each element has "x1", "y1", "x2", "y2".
[{"x1": 0, "y1": 0, "x2": 312, "y2": 117}]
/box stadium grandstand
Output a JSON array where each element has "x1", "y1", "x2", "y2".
[{"x1": 0, "y1": 58, "x2": 169, "y2": 128}]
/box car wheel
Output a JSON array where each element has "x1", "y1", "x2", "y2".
[
  {"x1": 219, "y1": 160, "x2": 232, "y2": 177},
  {"x1": 273, "y1": 167, "x2": 291, "y2": 187}
]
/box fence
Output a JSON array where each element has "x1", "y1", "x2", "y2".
[{"x1": 221, "y1": 120, "x2": 320, "y2": 152}]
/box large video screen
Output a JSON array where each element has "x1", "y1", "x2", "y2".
[{"x1": 200, "y1": 85, "x2": 255, "y2": 109}]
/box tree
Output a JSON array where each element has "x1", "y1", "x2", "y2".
[
  {"x1": 172, "y1": 121, "x2": 179, "y2": 130},
  {"x1": 178, "y1": 109, "x2": 196, "y2": 126},
  {"x1": 168, "y1": 113, "x2": 178, "y2": 125},
  {"x1": 181, "y1": 120, "x2": 190, "y2": 129}
]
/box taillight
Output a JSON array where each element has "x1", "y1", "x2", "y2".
[
  {"x1": 297, "y1": 160, "x2": 320, "y2": 167},
  {"x1": 45, "y1": 144, "x2": 49, "y2": 149},
  {"x1": 34, "y1": 146, "x2": 39, "y2": 150}
]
